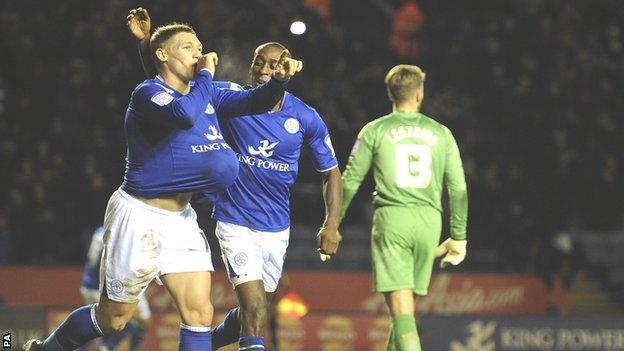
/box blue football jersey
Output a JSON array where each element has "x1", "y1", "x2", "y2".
[
  {"x1": 81, "y1": 227, "x2": 104, "y2": 290},
  {"x1": 121, "y1": 71, "x2": 287, "y2": 201},
  {"x1": 208, "y1": 81, "x2": 338, "y2": 231}
]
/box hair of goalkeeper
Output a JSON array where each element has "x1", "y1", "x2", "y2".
[{"x1": 385, "y1": 64, "x2": 426, "y2": 103}]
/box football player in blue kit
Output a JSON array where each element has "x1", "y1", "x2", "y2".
[
  {"x1": 24, "y1": 17, "x2": 302, "y2": 351},
  {"x1": 127, "y1": 8, "x2": 342, "y2": 351},
  {"x1": 208, "y1": 43, "x2": 342, "y2": 351}
]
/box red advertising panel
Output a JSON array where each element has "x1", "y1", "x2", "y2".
[
  {"x1": 287, "y1": 272, "x2": 569, "y2": 315},
  {"x1": 0, "y1": 268, "x2": 568, "y2": 315}
]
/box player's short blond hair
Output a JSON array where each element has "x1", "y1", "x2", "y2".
[
  {"x1": 150, "y1": 23, "x2": 196, "y2": 66},
  {"x1": 384, "y1": 64, "x2": 426, "y2": 103}
]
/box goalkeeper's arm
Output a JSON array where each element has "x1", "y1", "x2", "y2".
[{"x1": 437, "y1": 128, "x2": 468, "y2": 268}]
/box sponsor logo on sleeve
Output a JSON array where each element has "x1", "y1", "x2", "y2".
[{"x1": 150, "y1": 92, "x2": 174, "y2": 106}]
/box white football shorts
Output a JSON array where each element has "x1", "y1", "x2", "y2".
[
  {"x1": 80, "y1": 286, "x2": 152, "y2": 320},
  {"x1": 215, "y1": 221, "x2": 289, "y2": 292},
  {"x1": 101, "y1": 188, "x2": 213, "y2": 303}
]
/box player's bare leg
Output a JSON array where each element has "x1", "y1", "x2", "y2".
[
  {"x1": 22, "y1": 291, "x2": 136, "y2": 351},
  {"x1": 264, "y1": 291, "x2": 278, "y2": 350},
  {"x1": 236, "y1": 280, "x2": 269, "y2": 341},
  {"x1": 383, "y1": 289, "x2": 421, "y2": 351},
  {"x1": 161, "y1": 271, "x2": 214, "y2": 350},
  {"x1": 96, "y1": 292, "x2": 139, "y2": 334},
  {"x1": 211, "y1": 286, "x2": 277, "y2": 349}
]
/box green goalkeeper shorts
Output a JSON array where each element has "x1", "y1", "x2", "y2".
[{"x1": 371, "y1": 206, "x2": 442, "y2": 295}]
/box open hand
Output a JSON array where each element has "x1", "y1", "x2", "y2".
[{"x1": 127, "y1": 7, "x2": 151, "y2": 42}]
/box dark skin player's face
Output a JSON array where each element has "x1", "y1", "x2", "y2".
[{"x1": 249, "y1": 46, "x2": 285, "y2": 87}]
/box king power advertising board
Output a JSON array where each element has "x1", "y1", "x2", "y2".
[{"x1": 422, "y1": 316, "x2": 624, "y2": 351}]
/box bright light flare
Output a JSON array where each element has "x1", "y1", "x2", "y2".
[{"x1": 290, "y1": 21, "x2": 306, "y2": 35}]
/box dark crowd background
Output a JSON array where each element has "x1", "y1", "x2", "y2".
[{"x1": 0, "y1": 0, "x2": 622, "y2": 287}]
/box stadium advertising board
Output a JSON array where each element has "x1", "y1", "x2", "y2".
[
  {"x1": 287, "y1": 272, "x2": 568, "y2": 315},
  {"x1": 145, "y1": 272, "x2": 566, "y2": 316},
  {"x1": 0, "y1": 268, "x2": 567, "y2": 315},
  {"x1": 421, "y1": 316, "x2": 624, "y2": 351},
  {"x1": 17, "y1": 308, "x2": 624, "y2": 351}
]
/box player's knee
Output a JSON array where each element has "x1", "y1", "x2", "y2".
[
  {"x1": 97, "y1": 314, "x2": 130, "y2": 334},
  {"x1": 109, "y1": 318, "x2": 129, "y2": 333},
  {"x1": 95, "y1": 304, "x2": 134, "y2": 334},
  {"x1": 180, "y1": 302, "x2": 214, "y2": 326},
  {"x1": 385, "y1": 290, "x2": 415, "y2": 317}
]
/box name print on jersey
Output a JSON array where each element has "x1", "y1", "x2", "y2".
[{"x1": 388, "y1": 125, "x2": 438, "y2": 146}]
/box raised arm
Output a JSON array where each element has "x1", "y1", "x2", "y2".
[
  {"x1": 213, "y1": 77, "x2": 287, "y2": 118},
  {"x1": 214, "y1": 50, "x2": 302, "y2": 118},
  {"x1": 133, "y1": 68, "x2": 214, "y2": 129},
  {"x1": 127, "y1": 7, "x2": 156, "y2": 77}
]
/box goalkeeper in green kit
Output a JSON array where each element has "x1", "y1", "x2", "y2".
[{"x1": 340, "y1": 65, "x2": 468, "y2": 351}]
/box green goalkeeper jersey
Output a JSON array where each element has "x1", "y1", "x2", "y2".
[{"x1": 341, "y1": 111, "x2": 468, "y2": 240}]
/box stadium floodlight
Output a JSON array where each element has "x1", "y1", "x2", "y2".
[{"x1": 290, "y1": 20, "x2": 306, "y2": 35}]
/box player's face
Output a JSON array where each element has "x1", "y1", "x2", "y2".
[
  {"x1": 163, "y1": 32, "x2": 203, "y2": 82},
  {"x1": 249, "y1": 46, "x2": 284, "y2": 87}
]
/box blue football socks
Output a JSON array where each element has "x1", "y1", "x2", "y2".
[
  {"x1": 238, "y1": 336, "x2": 265, "y2": 351},
  {"x1": 212, "y1": 307, "x2": 241, "y2": 348},
  {"x1": 40, "y1": 304, "x2": 103, "y2": 351},
  {"x1": 179, "y1": 323, "x2": 212, "y2": 351}
]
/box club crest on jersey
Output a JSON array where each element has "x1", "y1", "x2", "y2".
[
  {"x1": 248, "y1": 140, "x2": 279, "y2": 157},
  {"x1": 204, "y1": 125, "x2": 223, "y2": 141},
  {"x1": 234, "y1": 252, "x2": 248, "y2": 266},
  {"x1": 284, "y1": 118, "x2": 300, "y2": 134},
  {"x1": 205, "y1": 103, "x2": 215, "y2": 114}
]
